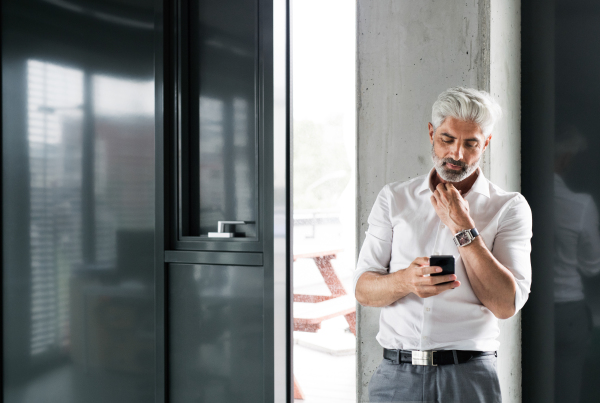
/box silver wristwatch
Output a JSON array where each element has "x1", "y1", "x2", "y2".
[{"x1": 453, "y1": 228, "x2": 479, "y2": 247}]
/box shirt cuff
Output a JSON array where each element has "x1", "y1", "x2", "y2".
[
  {"x1": 352, "y1": 266, "x2": 388, "y2": 297},
  {"x1": 513, "y1": 277, "x2": 531, "y2": 316}
]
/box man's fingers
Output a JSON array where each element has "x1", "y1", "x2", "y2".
[
  {"x1": 419, "y1": 265, "x2": 443, "y2": 276},
  {"x1": 440, "y1": 182, "x2": 462, "y2": 198},
  {"x1": 429, "y1": 274, "x2": 457, "y2": 285},
  {"x1": 413, "y1": 256, "x2": 429, "y2": 265},
  {"x1": 434, "y1": 188, "x2": 450, "y2": 204},
  {"x1": 419, "y1": 280, "x2": 460, "y2": 296},
  {"x1": 412, "y1": 257, "x2": 429, "y2": 272},
  {"x1": 437, "y1": 280, "x2": 461, "y2": 291}
]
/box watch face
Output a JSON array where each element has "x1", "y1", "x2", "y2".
[{"x1": 456, "y1": 231, "x2": 472, "y2": 245}]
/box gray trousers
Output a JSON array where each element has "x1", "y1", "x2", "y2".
[{"x1": 367, "y1": 354, "x2": 501, "y2": 403}]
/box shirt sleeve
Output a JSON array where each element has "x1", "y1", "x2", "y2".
[
  {"x1": 577, "y1": 196, "x2": 600, "y2": 277},
  {"x1": 491, "y1": 194, "x2": 533, "y2": 316},
  {"x1": 353, "y1": 184, "x2": 394, "y2": 296}
]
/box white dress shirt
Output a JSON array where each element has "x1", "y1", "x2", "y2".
[
  {"x1": 554, "y1": 174, "x2": 600, "y2": 302},
  {"x1": 354, "y1": 166, "x2": 533, "y2": 351}
]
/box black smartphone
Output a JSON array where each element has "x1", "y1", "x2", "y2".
[{"x1": 430, "y1": 255, "x2": 455, "y2": 285}]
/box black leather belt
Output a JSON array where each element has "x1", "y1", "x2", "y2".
[{"x1": 383, "y1": 348, "x2": 497, "y2": 366}]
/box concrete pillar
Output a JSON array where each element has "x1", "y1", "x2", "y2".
[{"x1": 356, "y1": 1, "x2": 522, "y2": 401}]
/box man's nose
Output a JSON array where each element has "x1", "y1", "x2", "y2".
[{"x1": 448, "y1": 144, "x2": 464, "y2": 161}]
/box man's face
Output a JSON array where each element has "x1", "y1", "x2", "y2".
[{"x1": 428, "y1": 116, "x2": 491, "y2": 182}]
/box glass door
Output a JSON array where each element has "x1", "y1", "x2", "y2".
[{"x1": 162, "y1": 0, "x2": 288, "y2": 401}]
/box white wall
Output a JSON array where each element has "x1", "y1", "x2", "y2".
[
  {"x1": 489, "y1": 0, "x2": 522, "y2": 401},
  {"x1": 356, "y1": 0, "x2": 521, "y2": 401}
]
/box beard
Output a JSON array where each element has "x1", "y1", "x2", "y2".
[{"x1": 430, "y1": 144, "x2": 480, "y2": 182}]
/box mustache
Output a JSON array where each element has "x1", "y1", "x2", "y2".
[{"x1": 442, "y1": 158, "x2": 467, "y2": 168}]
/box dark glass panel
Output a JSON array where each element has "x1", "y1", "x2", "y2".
[
  {"x1": 2, "y1": 0, "x2": 156, "y2": 401},
  {"x1": 522, "y1": 1, "x2": 600, "y2": 402},
  {"x1": 555, "y1": 2, "x2": 600, "y2": 402},
  {"x1": 181, "y1": 0, "x2": 258, "y2": 238},
  {"x1": 168, "y1": 264, "x2": 264, "y2": 402}
]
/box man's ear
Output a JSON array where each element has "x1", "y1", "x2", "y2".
[
  {"x1": 482, "y1": 133, "x2": 492, "y2": 151},
  {"x1": 428, "y1": 122, "x2": 435, "y2": 144}
]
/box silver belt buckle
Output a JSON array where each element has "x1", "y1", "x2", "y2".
[{"x1": 412, "y1": 350, "x2": 437, "y2": 366}]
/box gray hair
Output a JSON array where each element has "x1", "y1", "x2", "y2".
[{"x1": 431, "y1": 87, "x2": 502, "y2": 137}]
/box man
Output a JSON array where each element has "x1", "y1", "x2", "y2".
[{"x1": 354, "y1": 87, "x2": 533, "y2": 403}]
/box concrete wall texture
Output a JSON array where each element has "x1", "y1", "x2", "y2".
[
  {"x1": 355, "y1": 0, "x2": 522, "y2": 402},
  {"x1": 489, "y1": 1, "x2": 522, "y2": 401}
]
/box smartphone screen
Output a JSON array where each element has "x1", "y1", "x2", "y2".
[{"x1": 430, "y1": 255, "x2": 455, "y2": 284}]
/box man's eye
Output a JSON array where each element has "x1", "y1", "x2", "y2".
[
  {"x1": 467, "y1": 143, "x2": 477, "y2": 148},
  {"x1": 442, "y1": 139, "x2": 452, "y2": 144}
]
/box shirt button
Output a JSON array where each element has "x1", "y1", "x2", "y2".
[
  {"x1": 425, "y1": 307, "x2": 431, "y2": 312},
  {"x1": 422, "y1": 336, "x2": 427, "y2": 339},
  {"x1": 434, "y1": 251, "x2": 440, "y2": 255},
  {"x1": 440, "y1": 224, "x2": 445, "y2": 229}
]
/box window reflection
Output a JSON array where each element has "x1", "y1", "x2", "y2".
[
  {"x1": 553, "y1": 3, "x2": 600, "y2": 402},
  {"x1": 93, "y1": 75, "x2": 155, "y2": 267},
  {"x1": 169, "y1": 265, "x2": 264, "y2": 403},
  {"x1": 193, "y1": 96, "x2": 256, "y2": 238},
  {"x1": 553, "y1": 126, "x2": 600, "y2": 402},
  {"x1": 233, "y1": 98, "x2": 253, "y2": 223},
  {"x1": 27, "y1": 60, "x2": 84, "y2": 357},
  {"x1": 199, "y1": 96, "x2": 225, "y2": 233},
  {"x1": 10, "y1": 59, "x2": 156, "y2": 402}
]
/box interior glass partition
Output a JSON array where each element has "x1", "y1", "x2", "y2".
[
  {"x1": 2, "y1": 0, "x2": 157, "y2": 401},
  {"x1": 2, "y1": 0, "x2": 283, "y2": 402},
  {"x1": 177, "y1": 0, "x2": 259, "y2": 241},
  {"x1": 163, "y1": 0, "x2": 278, "y2": 401},
  {"x1": 522, "y1": 1, "x2": 600, "y2": 402},
  {"x1": 553, "y1": 2, "x2": 600, "y2": 402}
]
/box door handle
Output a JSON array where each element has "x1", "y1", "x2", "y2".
[{"x1": 208, "y1": 221, "x2": 250, "y2": 238}]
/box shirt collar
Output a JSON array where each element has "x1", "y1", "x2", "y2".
[{"x1": 418, "y1": 166, "x2": 490, "y2": 198}]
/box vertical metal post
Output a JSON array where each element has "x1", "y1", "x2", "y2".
[{"x1": 272, "y1": 0, "x2": 291, "y2": 401}]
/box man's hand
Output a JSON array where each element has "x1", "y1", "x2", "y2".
[
  {"x1": 355, "y1": 256, "x2": 460, "y2": 307},
  {"x1": 430, "y1": 184, "x2": 520, "y2": 319},
  {"x1": 430, "y1": 183, "x2": 475, "y2": 233},
  {"x1": 401, "y1": 257, "x2": 460, "y2": 298}
]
